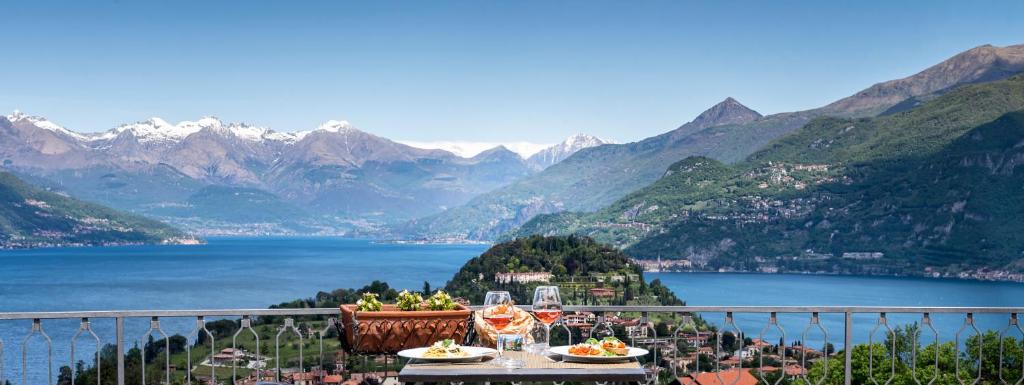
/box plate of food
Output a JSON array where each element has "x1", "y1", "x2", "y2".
[
  {"x1": 397, "y1": 339, "x2": 497, "y2": 363},
  {"x1": 551, "y1": 337, "x2": 649, "y2": 362}
]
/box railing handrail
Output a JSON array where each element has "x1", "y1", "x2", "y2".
[
  {"x1": 3, "y1": 305, "x2": 1022, "y2": 385},
  {"x1": 1, "y1": 305, "x2": 1021, "y2": 320}
]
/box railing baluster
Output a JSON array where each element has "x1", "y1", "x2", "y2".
[
  {"x1": 116, "y1": 317, "x2": 124, "y2": 385},
  {"x1": 555, "y1": 319, "x2": 573, "y2": 345},
  {"x1": 868, "y1": 312, "x2": 896, "y2": 385},
  {"x1": 21, "y1": 318, "x2": 52, "y2": 385},
  {"x1": 186, "y1": 316, "x2": 215, "y2": 385},
  {"x1": 999, "y1": 313, "x2": 1023, "y2": 385},
  {"x1": 139, "y1": 316, "x2": 170, "y2": 385},
  {"x1": 635, "y1": 311, "x2": 659, "y2": 385},
  {"x1": 715, "y1": 312, "x2": 743, "y2": 385},
  {"x1": 232, "y1": 315, "x2": 260, "y2": 384},
  {"x1": 757, "y1": 312, "x2": 787, "y2": 385},
  {"x1": 844, "y1": 311, "x2": 853, "y2": 385},
  {"x1": 275, "y1": 317, "x2": 303, "y2": 382},
  {"x1": 590, "y1": 312, "x2": 614, "y2": 340},
  {"x1": 912, "y1": 313, "x2": 940, "y2": 385},
  {"x1": 672, "y1": 313, "x2": 700, "y2": 377},
  {"x1": 956, "y1": 313, "x2": 983, "y2": 385},
  {"x1": 801, "y1": 312, "x2": 828, "y2": 385},
  {"x1": 317, "y1": 318, "x2": 337, "y2": 383},
  {"x1": 70, "y1": 318, "x2": 101, "y2": 385}
]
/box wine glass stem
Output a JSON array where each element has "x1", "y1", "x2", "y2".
[
  {"x1": 496, "y1": 331, "x2": 504, "y2": 358},
  {"x1": 544, "y1": 324, "x2": 551, "y2": 347}
]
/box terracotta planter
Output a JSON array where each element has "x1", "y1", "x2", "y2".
[{"x1": 339, "y1": 304, "x2": 472, "y2": 354}]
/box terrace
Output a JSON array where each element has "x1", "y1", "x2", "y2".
[{"x1": 2, "y1": 305, "x2": 1022, "y2": 385}]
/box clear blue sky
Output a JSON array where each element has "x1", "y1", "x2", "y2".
[{"x1": 2, "y1": 1, "x2": 1022, "y2": 143}]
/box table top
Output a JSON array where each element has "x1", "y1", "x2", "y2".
[{"x1": 398, "y1": 351, "x2": 648, "y2": 382}]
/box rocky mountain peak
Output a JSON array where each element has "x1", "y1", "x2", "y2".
[
  {"x1": 689, "y1": 97, "x2": 763, "y2": 130},
  {"x1": 317, "y1": 119, "x2": 354, "y2": 133},
  {"x1": 824, "y1": 43, "x2": 1024, "y2": 116},
  {"x1": 4, "y1": 110, "x2": 87, "y2": 140},
  {"x1": 289, "y1": 119, "x2": 359, "y2": 142},
  {"x1": 526, "y1": 133, "x2": 613, "y2": 169},
  {"x1": 473, "y1": 145, "x2": 520, "y2": 161}
]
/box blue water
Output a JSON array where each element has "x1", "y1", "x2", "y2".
[
  {"x1": 650, "y1": 272, "x2": 1024, "y2": 351},
  {"x1": 0, "y1": 237, "x2": 487, "y2": 384},
  {"x1": 0, "y1": 237, "x2": 485, "y2": 312},
  {"x1": 1, "y1": 238, "x2": 1021, "y2": 383}
]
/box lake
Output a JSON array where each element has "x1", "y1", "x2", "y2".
[
  {"x1": 648, "y1": 272, "x2": 1024, "y2": 351},
  {"x1": 1, "y1": 237, "x2": 1021, "y2": 383},
  {"x1": 0, "y1": 237, "x2": 487, "y2": 384}
]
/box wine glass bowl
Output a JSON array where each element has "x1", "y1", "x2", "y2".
[
  {"x1": 534, "y1": 308, "x2": 562, "y2": 324},
  {"x1": 482, "y1": 304, "x2": 514, "y2": 330},
  {"x1": 531, "y1": 286, "x2": 562, "y2": 355},
  {"x1": 482, "y1": 291, "x2": 525, "y2": 368}
]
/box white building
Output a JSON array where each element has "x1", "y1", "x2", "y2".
[{"x1": 494, "y1": 272, "x2": 552, "y2": 284}]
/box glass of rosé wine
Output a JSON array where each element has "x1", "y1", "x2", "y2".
[
  {"x1": 531, "y1": 285, "x2": 562, "y2": 355},
  {"x1": 483, "y1": 291, "x2": 524, "y2": 368}
]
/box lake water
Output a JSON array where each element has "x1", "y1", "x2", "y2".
[
  {"x1": 649, "y1": 272, "x2": 1024, "y2": 351},
  {"x1": 1, "y1": 237, "x2": 1021, "y2": 383},
  {"x1": 0, "y1": 237, "x2": 487, "y2": 384}
]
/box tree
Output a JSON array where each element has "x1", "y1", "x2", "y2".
[
  {"x1": 721, "y1": 332, "x2": 739, "y2": 353},
  {"x1": 56, "y1": 366, "x2": 73, "y2": 385},
  {"x1": 823, "y1": 342, "x2": 836, "y2": 356}
]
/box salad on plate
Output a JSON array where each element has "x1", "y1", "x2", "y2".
[{"x1": 567, "y1": 337, "x2": 630, "y2": 356}]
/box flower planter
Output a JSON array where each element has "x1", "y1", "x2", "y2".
[{"x1": 338, "y1": 304, "x2": 473, "y2": 354}]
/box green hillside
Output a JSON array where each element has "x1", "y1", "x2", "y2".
[
  {"x1": 445, "y1": 235, "x2": 684, "y2": 306},
  {"x1": 512, "y1": 75, "x2": 1024, "y2": 276},
  {"x1": 396, "y1": 105, "x2": 810, "y2": 241},
  {"x1": 0, "y1": 171, "x2": 188, "y2": 248}
]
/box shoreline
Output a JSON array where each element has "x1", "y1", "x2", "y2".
[
  {"x1": 0, "y1": 236, "x2": 204, "y2": 251},
  {"x1": 643, "y1": 269, "x2": 1024, "y2": 285}
]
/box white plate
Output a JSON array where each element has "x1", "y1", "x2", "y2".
[
  {"x1": 550, "y1": 345, "x2": 649, "y2": 362},
  {"x1": 397, "y1": 346, "x2": 498, "y2": 363}
]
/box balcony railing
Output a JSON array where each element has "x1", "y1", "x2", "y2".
[{"x1": 1, "y1": 306, "x2": 1022, "y2": 385}]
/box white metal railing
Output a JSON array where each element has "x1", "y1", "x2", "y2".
[{"x1": 1, "y1": 306, "x2": 1022, "y2": 385}]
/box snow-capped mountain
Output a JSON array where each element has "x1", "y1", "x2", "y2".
[
  {"x1": 526, "y1": 133, "x2": 613, "y2": 170},
  {"x1": 92, "y1": 116, "x2": 288, "y2": 144},
  {"x1": 5, "y1": 110, "x2": 90, "y2": 141},
  {"x1": 0, "y1": 111, "x2": 539, "y2": 232}
]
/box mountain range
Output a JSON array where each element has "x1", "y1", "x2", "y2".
[
  {"x1": 0, "y1": 112, "x2": 608, "y2": 234},
  {"x1": 511, "y1": 59, "x2": 1024, "y2": 275},
  {"x1": 399, "y1": 44, "x2": 1024, "y2": 242},
  {"x1": 0, "y1": 171, "x2": 186, "y2": 248},
  {"x1": 3, "y1": 42, "x2": 1023, "y2": 260}
]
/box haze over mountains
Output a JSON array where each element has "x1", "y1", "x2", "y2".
[
  {"x1": 400, "y1": 44, "x2": 1024, "y2": 242},
  {"x1": 515, "y1": 74, "x2": 1024, "y2": 277},
  {"x1": 2, "y1": 43, "x2": 1022, "y2": 260},
  {"x1": 0, "y1": 112, "x2": 607, "y2": 235},
  {"x1": 0, "y1": 171, "x2": 186, "y2": 248}
]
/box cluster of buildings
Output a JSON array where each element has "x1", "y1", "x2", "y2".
[
  {"x1": 227, "y1": 366, "x2": 398, "y2": 385},
  {"x1": 634, "y1": 257, "x2": 694, "y2": 272},
  {"x1": 657, "y1": 335, "x2": 823, "y2": 385},
  {"x1": 561, "y1": 312, "x2": 652, "y2": 338},
  {"x1": 494, "y1": 271, "x2": 553, "y2": 284},
  {"x1": 231, "y1": 369, "x2": 399, "y2": 385},
  {"x1": 925, "y1": 267, "x2": 1024, "y2": 283}
]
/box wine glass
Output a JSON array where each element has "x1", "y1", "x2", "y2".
[
  {"x1": 482, "y1": 291, "x2": 525, "y2": 368},
  {"x1": 531, "y1": 286, "x2": 562, "y2": 355}
]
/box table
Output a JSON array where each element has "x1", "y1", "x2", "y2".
[{"x1": 398, "y1": 351, "x2": 648, "y2": 383}]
